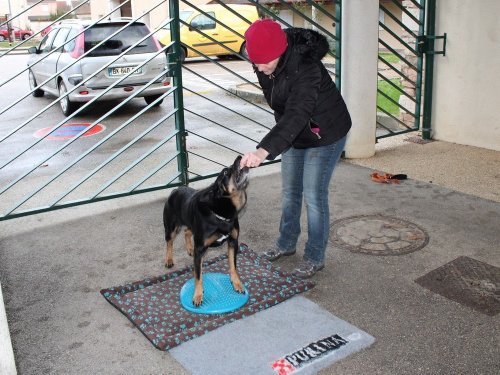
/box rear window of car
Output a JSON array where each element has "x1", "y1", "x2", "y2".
[
  {"x1": 84, "y1": 23, "x2": 158, "y2": 57},
  {"x1": 163, "y1": 11, "x2": 193, "y2": 30},
  {"x1": 52, "y1": 27, "x2": 71, "y2": 50}
]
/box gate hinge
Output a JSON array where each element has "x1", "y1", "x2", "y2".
[{"x1": 417, "y1": 33, "x2": 447, "y2": 56}]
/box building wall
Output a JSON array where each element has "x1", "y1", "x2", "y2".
[
  {"x1": 91, "y1": 0, "x2": 168, "y2": 30},
  {"x1": 379, "y1": 0, "x2": 404, "y2": 51},
  {"x1": 432, "y1": 0, "x2": 500, "y2": 151},
  {"x1": 27, "y1": 1, "x2": 92, "y2": 35},
  {"x1": 1, "y1": 0, "x2": 29, "y2": 30}
]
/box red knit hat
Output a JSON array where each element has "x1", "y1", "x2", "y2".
[{"x1": 245, "y1": 19, "x2": 288, "y2": 64}]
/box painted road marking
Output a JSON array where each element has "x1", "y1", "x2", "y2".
[{"x1": 33, "y1": 123, "x2": 105, "y2": 140}]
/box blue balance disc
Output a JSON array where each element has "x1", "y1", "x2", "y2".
[{"x1": 180, "y1": 272, "x2": 249, "y2": 314}]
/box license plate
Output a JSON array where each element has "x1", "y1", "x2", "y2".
[{"x1": 108, "y1": 66, "x2": 142, "y2": 77}]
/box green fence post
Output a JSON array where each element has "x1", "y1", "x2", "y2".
[
  {"x1": 335, "y1": 0, "x2": 342, "y2": 89},
  {"x1": 422, "y1": 0, "x2": 435, "y2": 140},
  {"x1": 169, "y1": 0, "x2": 189, "y2": 185},
  {"x1": 412, "y1": 0, "x2": 426, "y2": 137}
]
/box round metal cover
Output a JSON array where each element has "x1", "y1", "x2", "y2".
[{"x1": 330, "y1": 214, "x2": 429, "y2": 255}]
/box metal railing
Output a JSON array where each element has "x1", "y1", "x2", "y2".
[
  {"x1": 376, "y1": 0, "x2": 425, "y2": 139},
  {"x1": 0, "y1": 0, "x2": 341, "y2": 221}
]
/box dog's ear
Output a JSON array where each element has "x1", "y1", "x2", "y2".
[
  {"x1": 213, "y1": 170, "x2": 227, "y2": 198},
  {"x1": 198, "y1": 190, "x2": 213, "y2": 205},
  {"x1": 199, "y1": 169, "x2": 226, "y2": 204}
]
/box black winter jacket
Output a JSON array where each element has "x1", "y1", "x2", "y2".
[{"x1": 255, "y1": 28, "x2": 351, "y2": 159}]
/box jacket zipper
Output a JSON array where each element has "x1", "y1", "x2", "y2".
[{"x1": 270, "y1": 73, "x2": 275, "y2": 107}]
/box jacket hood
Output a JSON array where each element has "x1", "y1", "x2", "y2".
[{"x1": 284, "y1": 28, "x2": 330, "y2": 63}]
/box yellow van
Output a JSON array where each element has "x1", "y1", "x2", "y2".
[{"x1": 156, "y1": 4, "x2": 259, "y2": 61}]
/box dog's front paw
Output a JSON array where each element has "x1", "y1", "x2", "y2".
[
  {"x1": 165, "y1": 260, "x2": 174, "y2": 268},
  {"x1": 232, "y1": 280, "x2": 245, "y2": 294},
  {"x1": 192, "y1": 292, "x2": 203, "y2": 306}
]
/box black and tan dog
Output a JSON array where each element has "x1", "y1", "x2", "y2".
[{"x1": 163, "y1": 156, "x2": 250, "y2": 306}]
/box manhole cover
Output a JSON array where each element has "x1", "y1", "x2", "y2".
[
  {"x1": 415, "y1": 256, "x2": 500, "y2": 316},
  {"x1": 330, "y1": 214, "x2": 428, "y2": 255}
]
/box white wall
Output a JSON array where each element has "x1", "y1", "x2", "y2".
[
  {"x1": 0, "y1": 283, "x2": 16, "y2": 375},
  {"x1": 90, "y1": 0, "x2": 168, "y2": 30},
  {"x1": 1, "y1": 0, "x2": 29, "y2": 30},
  {"x1": 342, "y1": 0, "x2": 379, "y2": 158},
  {"x1": 432, "y1": 0, "x2": 500, "y2": 151}
]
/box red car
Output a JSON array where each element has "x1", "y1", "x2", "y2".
[
  {"x1": 0, "y1": 25, "x2": 33, "y2": 41},
  {"x1": 41, "y1": 21, "x2": 65, "y2": 37}
]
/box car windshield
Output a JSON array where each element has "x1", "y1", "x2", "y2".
[
  {"x1": 84, "y1": 23, "x2": 158, "y2": 57},
  {"x1": 162, "y1": 11, "x2": 193, "y2": 30}
]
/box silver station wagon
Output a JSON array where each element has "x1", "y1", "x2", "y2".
[{"x1": 27, "y1": 19, "x2": 170, "y2": 115}]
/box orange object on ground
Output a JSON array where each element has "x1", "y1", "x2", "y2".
[{"x1": 370, "y1": 172, "x2": 407, "y2": 184}]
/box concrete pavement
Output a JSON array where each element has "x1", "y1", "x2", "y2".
[
  {"x1": 0, "y1": 156, "x2": 499, "y2": 374},
  {"x1": 1, "y1": 74, "x2": 499, "y2": 373}
]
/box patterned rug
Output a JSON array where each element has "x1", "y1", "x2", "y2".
[{"x1": 100, "y1": 244, "x2": 315, "y2": 351}]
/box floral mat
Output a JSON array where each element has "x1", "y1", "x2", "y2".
[{"x1": 100, "y1": 244, "x2": 315, "y2": 351}]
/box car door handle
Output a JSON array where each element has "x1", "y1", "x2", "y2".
[{"x1": 212, "y1": 33, "x2": 219, "y2": 36}]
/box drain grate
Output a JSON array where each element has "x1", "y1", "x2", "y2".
[
  {"x1": 415, "y1": 256, "x2": 500, "y2": 316},
  {"x1": 330, "y1": 214, "x2": 429, "y2": 255},
  {"x1": 404, "y1": 136, "x2": 434, "y2": 144}
]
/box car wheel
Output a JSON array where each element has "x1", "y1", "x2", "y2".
[
  {"x1": 22, "y1": 34, "x2": 30, "y2": 40},
  {"x1": 144, "y1": 95, "x2": 163, "y2": 107},
  {"x1": 179, "y1": 47, "x2": 186, "y2": 63},
  {"x1": 29, "y1": 70, "x2": 44, "y2": 97},
  {"x1": 239, "y1": 42, "x2": 249, "y2": 61},
  {"x1": 0, "y1": 35, "x2": 5, "y2": 42},
  {"x1": 58, "y1": 81, "x2": 79, "y2": 116},
  {"x1": 167, "y1": 46, "x2": 186, "y2": 64}
]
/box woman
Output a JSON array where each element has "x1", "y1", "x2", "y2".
[{"x1": 240, "y1": 19, "x2": 351, "y2": 279}]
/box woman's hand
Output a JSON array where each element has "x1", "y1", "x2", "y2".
[{"x1": 240, "y1": 148, "x2": 269, "y2": 168}]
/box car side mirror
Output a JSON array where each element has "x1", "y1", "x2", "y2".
[
  {"x1": 28, "y1": 46, "x2": 37, "y2": 54},
  {"x1": 189, "y1": 22, "x2": 199, "y2": 31}
]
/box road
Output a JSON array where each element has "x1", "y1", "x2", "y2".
[{"x1": 0, "y1": 55, "x2": 274, "y2": 218}]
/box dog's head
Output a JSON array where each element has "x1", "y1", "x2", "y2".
[
  {"x1": 232, "y1": 155, "x2": 250, "y2": 191},
  {"x1": 217, "y1": 155, "x2": 249, "y2": 194},
  {"x1": 205, "y1": 155, "x2": 249, "y2": 203}
]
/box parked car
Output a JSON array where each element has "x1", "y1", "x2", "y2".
[
  {"x1": 40, "y1": 20, "x2": 66, "y2": 37},
  {"x1": 0, "y1": 25, "x2": 33, "y2": 41},
  {"x1": 27, "y1": 19, "x2": 170, "y2": 115},
  {"x1": 40, "y1": 24, "x2": 56, "y2": 37},
  {"x1": 155, "y1": 4, "x2": 259, "y2": 61}
]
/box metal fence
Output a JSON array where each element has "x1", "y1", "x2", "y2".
[
  {"x1": 376, "y1": 0, "x2": 425, "y2": 139},
  {"x1": 0, "y1": 0, "x2": 341, "y2": 221}
]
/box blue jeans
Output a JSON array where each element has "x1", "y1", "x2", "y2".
[{"x1": 276, "y1": 136, "x2": 347, "y2": 265}]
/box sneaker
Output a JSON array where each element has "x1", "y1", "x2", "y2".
[
  {"x1": 292, "y1": 260, "x2": 324, "y2": 279},
  {"x1": 262, "y1": 245, "x2": 296, "y2": 262}
]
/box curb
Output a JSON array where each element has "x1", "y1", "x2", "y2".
[
  {"x1": 227, "y1": 85, "x2": 266, "y2": 104},
  {"x1": 0, "y1": 282, "x2": 17, "y2": 375},
  {"x1": 0, "y1": 49, "x2": 29, "y2": 55},
  {"x1": 228, "y1": 60, "x2": 335, "y2": 102}
]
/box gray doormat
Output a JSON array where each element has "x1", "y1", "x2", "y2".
[{"x1": 170, "y1": 296, "x2": 375, "y2": 374}]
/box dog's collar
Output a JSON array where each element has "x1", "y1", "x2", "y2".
[{"x1": 212, "y1": 211, "x2": 232, "y2": 222}]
